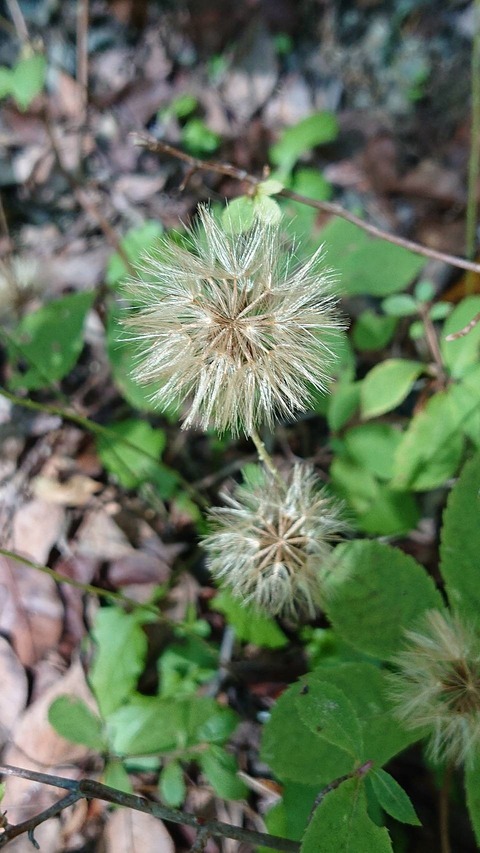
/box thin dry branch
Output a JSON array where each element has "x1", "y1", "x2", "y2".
[
  {"x1": 0, "y1": 765, "x2": 300, "y2": 852},
  {"x1": 130, "y1": 132, "x2": 480, "y2": 276}
]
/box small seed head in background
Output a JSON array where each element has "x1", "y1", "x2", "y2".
[
  {"x1": 389, "y1": 609, "x2": 480, "y2": 766},
  {"x1": 0, "y1": 256, "x2": 41, "y2": 320},
  {"x1": 125, "y1": 206, "x2": 345, "y2": 436},
  {"x1": 203, "y1": 463, "x2": 345, "y2": 620}
]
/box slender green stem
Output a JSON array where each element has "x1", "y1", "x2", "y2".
[
  {"x1": 250, "y1": 428, "x2": 283, "y2": 484},
  {"x1": 0, "y1": 386, "x2": 208, "y2": 509},
  {"x1": 466, "y1": 0, "x2": 480, "y2": 291}
]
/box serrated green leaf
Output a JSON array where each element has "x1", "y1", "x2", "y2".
[
  {"x1": 200, "y1": 746, "x2": 248, "y2": 799},
  {"x1": 352, "y1": 311, "x2": 397, "y2": 351},
  {"x1": 324, "y1": 540, "x2": 443, "y2": 659},
  {"x1": 159, "y1": 761, "x2": 186, "y2": 806},
  {"x1": 392, "y1": 391, "x2": 466, "y2": 491},
  {"x1": 222, "y1": 197, "x2": 256, "y2": 234},
  {"x1": 318, "y1": 219, "x2": 425, "y2": 297},
  {"x1": 369, "y1": 769, "x2": 421, "y2": 826},
  {"x1": 295, "y1": 680, "x2": 363, "y2": 758},
  {"x1": 106, "y1": 221, "x2": 164, "y2": 287},
  {"x1": 270, "y1": 112, "x2": 338, "y2": 172},
  {"x1": 90, "y1": 608, "x2": 148, "y2": 718},
  {"x1": 8, "y1": 291, "x2": 94, "y2": 391},
  {"x1": 211, "y1": 590, "x2": 288, "y2": 649},
  {"x1": 360, "y1": 359, "x2": 423, "y2": 419},
  {"x1": 465, "y1": 757, "x2": 480, "y2": 846},
  {"x1": 11, "y1": 53, "x2": 46, "y2": 109},
  {"x1": 48, "y1": 696, "x2": 105, "y2": 750},
  {"x1": 382, "y1": 294, "x2": 418, "y2": 317},
  {"x1": 440, "y1": 453, "x2": 480, "y2": 625},
  {"x1": 441, "y1": 296, "x2": 480, "y2": 378},
  {"x1": 262, "y1": 663, "x2": 415, "y2": 784},
  {"x1": 301, "y1": 778, "x2": 393, "y2": 853}
]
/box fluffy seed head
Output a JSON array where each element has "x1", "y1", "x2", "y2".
[
  {"x1": 125, "y1": 207, "x2": 344, "y2": 436},
  {"x1": 389, "y1": 609, "x2": 480, "y2": 766},
  {"x1": 203, "y1": 463, "x2": 345, "y2": 619}
]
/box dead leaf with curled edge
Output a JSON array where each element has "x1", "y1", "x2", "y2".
[
  {"x1": 1, "y1": 660, "x2": 98, "y2": 827},
  {"x1": 32, "y1": 474, "x2": 102, "y2": 507}
]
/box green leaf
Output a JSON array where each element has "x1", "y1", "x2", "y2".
[
  {"x1": 301, "y1": 778, "x2": 393, "y2": 853},
  {"x1": 262, "y1": 783, "x2": 319, "y2": 847},
  {"x1": 343, "y1": 424, "x2": 402, "y2": 480},
  {"x1": 414, "y1": 280, "x2": 435, "y2": 303},
  {"x1": 253, "y1": 193, "x2": 282, "y2": 224},
  {"x1": 182, "y1": 118, "x2": 220, "y2": 156},
  {"x1": 327, "y1": 381, "x2": 360, "y2": 430},
  {"x1": 318, "y1": 219, "x2": 425, "y2": 297},
  {"x1": 0, "y1": 782, "x2": 5, "y2": 803},
  {"x1": 211, "y1": 590, "x2": 288, "y2": 649},
  {"x1": 169, "y1": 93, "x2": 197, "y2": 118},
  {"x1": 90, "y1": 608, "x2": 148, "y2": 718},
  {"x1": 295, "y1": 680, "x2": 363, "y2": 759},
  {"x1": 465, "y1": 757, "x2": 480, "y2": 846},
  {"x1": 382, "y1": 294, "x2": 418, "y2": 317},
  {"x1": 324, "y1": 540, "x2": 443, "y2": 659},
  {"x1": 8, "y1": 291, "x2": 94, "y2": 391},
  {"x1": 262, "y1": 684, "x2": 353, "y2": 787},
  {"x1": 106, "y1": 304, "x2": 164, "y2": 413},
  {"x1": 330, "y1": 455, "x2": 419, "y2": 535},
  {"x1": 11, "y1": 53, "x2": 46, "y2": 110},
  {"x1": 392, "y1": 391, "x2": 465, "y2": 491},
  {"x1": 270, "y1": 112, "x2": 339, "y2": 172},
  {"x1": 96, "y1": 418, "x2": 168, "y2": 491},
  {"x1": 262, "y1": 663, "x2": 414, "y2": 784},
  {"x1": 108, "y1": 696, "x2": 238, "y2": 756},
  {"x1": 440, "y1": 453, "x2": 480, "y2": 625},
  {"x1": 352, "y1": 311, "x2": 397, "y2": 351},
  {"x1": 222, "y1": 197, "x2": 256, "y2": 234},
  {"x1": 103, "y1": 759, "x2": 132, "y2": 793},
  {"x1": 441, "y1": 295, "x2": 480, "y2": 378},
  {"x1": 428, "y1": 301, "x2": 452, "y2": 321},
  {"x1": 200, "y1": 746, "x2": 248, "y2": 799},
  {"x1": 159, "y1": 761, "x2": 186, "y2": 806},
  {"x1": 48, "y1": 696, "x2": 105, "y2": 750},
  {"x1": 291, "y1": 168, "x2": 332, "y2": 201},
  {"x1": 106, "y1": 221, "x2": 164, "y2": 287},
  {"x1": 257, "y1": 178, "x2": 284, "y2": 196},
  {"x1": 159, "y1": 636, "x2": 218, "y2": 698},
  {"x1": 360, "y1": 359, "x2": 423, "y2": 419},
  {"x1": 0, "y1": 67, "x2": 13, "y2": 98},
  {"x1": 369, "y1": 769, "x2": 421, "y2": 826}
]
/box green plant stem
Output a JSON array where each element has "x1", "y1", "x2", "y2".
[
  {"x1": 250, "y1": 428, "x2": 283, "y2": 484},
  {"x1": 0, "y1": 386, "x2": 208, "y2": 509},
  {"x1": 0, "y1": 764, "x2": 300, "y2": 852},
  {"x1": 466, "y1": 0, "x2": 480, "y2": 292}
]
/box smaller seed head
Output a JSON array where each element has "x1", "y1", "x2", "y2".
[
  {"x1": 389, "y1": 609, "x2": 480, "y2": 766},
  {"x1": 203, "y1": 463, "x2": 345, "y2": 620}
]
